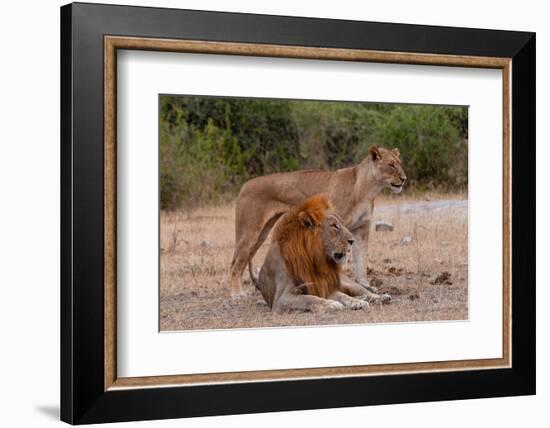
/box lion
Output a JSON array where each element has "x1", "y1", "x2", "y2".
[
  {"x1": 257, "y1": 194, "x2": 390, "y2": 313},
  {"x1": 231, "y1": 145, "x2": 406, "y2": 298}
]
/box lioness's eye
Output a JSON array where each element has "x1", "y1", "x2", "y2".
[{"x1": 332, "y1": 223, "x2": 339, "y2": 230}]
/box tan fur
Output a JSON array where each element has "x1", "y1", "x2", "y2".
[
  {"x1": 259, "y1": 195, "x2": 373, "y2": 313},
  {"x1": 231, "y1": 146, "x2": 406, "y2": 298}
]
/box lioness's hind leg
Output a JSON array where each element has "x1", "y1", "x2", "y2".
[
  {"x1": 230, "y1": 239, "x2": 256, "y2": 298},
  {"x1": 231, "y1": 241, "x2": 265, "y2": 298}
]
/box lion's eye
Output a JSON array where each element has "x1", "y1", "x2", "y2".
[{"x1": 332, "y1": 223, "x2": 339, "y2": 230}]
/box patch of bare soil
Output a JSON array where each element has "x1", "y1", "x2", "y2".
[{"x1": 160, "y1": 198, "x2": 468, "y2": 331}]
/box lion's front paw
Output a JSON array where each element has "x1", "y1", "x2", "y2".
[
  {"x1": 380, "y1": 293, "x2": 392, "y2": 304},
  {"x1": 349, "y1": 299, "x2": 369, "y2": 310},
  {"x1": 373, "y1": 293, "x2": 392, "y2": 305},
  {"x1": 356, "y1": 279, "x2": 379, "y2": 294},
  {"x1": 325, "y1": 301, "x2": 345, "y2": 311}
]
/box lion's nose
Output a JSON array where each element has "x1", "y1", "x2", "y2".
[{"x1": 348, "y1": 239, "x2": 355, "y2": 245}]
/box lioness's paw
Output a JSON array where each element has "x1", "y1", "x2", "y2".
[{"x1": 349, "y1": 300, "x2": 369, "y2": 310}]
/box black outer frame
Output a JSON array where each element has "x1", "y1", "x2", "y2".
[{"x1": 60, "y1": 2, "x2": 535, "y2": 424}]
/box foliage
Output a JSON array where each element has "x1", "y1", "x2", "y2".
[
  {"x1": 160, "y1": 95, "x2": 467, "y2": 209},
  {"x1": 374, "y1": 105, "x2": 468, "y2": 189}
]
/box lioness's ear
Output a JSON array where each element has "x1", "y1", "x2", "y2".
[
  {"x1": 368, "y1": 145, "x2": 381, "y2": 162},
  {"x1": 298, "y1": 211, "x2": 314, "y2": 228},
  {"x1": 392, "y1": 148, "x2": 401, "y2": 158}
]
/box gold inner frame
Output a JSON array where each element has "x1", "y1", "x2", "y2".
[{"x1": 104, "y1": 35, "x2": 512, "y2": 391}]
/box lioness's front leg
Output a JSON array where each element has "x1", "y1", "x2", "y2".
[
  {"x1": 352, "y1": 221, "x2": 379, "y2": 293},
  {"x1": 329, "y1": 291, "x2": 369, "y2": 310}
]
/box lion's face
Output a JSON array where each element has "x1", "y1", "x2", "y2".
[
  {"x1": 273, "y1": 195, "x2": 349, "y2": 299},
  {"x1": 369, "y1": 146, "x2": 407, "y2": 194},
  {"x1": 322, "y1": 214, "x2": 354, "y2": 265}
]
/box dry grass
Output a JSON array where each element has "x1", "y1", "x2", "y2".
[{"x1": 160, "y1": 194, "x2": 468, "y2": 331}]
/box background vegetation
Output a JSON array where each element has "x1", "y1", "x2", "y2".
[{"x1": 160, "y1": 95, "x2": 468, "y2": 209}]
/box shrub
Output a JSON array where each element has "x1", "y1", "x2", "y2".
[
  {"x1": 160, "y1": 95, "x2": 468, "y2": 209},
  {"x1": 374, "y1": 105, "x2": 468, "y2": 188}
]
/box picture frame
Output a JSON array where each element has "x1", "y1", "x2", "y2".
[{"x1": 60, "y1": 2, "x2": 535, "y2": 424}]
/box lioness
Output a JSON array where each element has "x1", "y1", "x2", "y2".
[
  {"x1": 231, "y1": 145, "x2": 406, "y2": 298},
  {"x1": 258, "y1": 194, "x2": 387, "y2": 313}
]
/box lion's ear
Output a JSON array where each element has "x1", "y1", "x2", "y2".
[
  {"x1": 392, "y1": 148, "x2": 401, "y2": 158},
  {"x1": 292, "y1": 283, "x2": 311, "y2": 295},
  {"x1": 368, "y1": 145, "x2": 381, "y2": 162},
  {"x1": 298, "y1": 211, "x2": 315, "y2": 228}
]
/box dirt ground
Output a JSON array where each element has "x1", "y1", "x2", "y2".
[{"x1": 160, "y1": 194, "x2": 468, "y2": 331}]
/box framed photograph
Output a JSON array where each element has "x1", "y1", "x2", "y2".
[{"x1": 60, "y1": 2, "x2": 535, "y2": 424}]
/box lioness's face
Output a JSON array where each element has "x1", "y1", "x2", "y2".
[
  {"x1": 369, "y1": 146, "x2": 407, "y2": 194},
  {"x1": 322, "y1": 214, "x2": 354, "y2": 265}
]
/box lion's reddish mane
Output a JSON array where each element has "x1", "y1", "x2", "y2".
[{"x1": 272, "y1": 194, "x2": 341, "y2": 298}]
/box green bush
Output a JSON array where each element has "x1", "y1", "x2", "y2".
[
  {"x1": 374, "y1": 105, "x2": 468, "y2": 188},
  {"x1": 160, "y1": 95, "x2": 467, "y2": 209},
  {"x1": 160, "y1": 119, "x2": 246, "y2": 209}
]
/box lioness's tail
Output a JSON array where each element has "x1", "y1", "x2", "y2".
[{"x1": 249, "y1": 263, "x2": 260, "y2": 290}]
